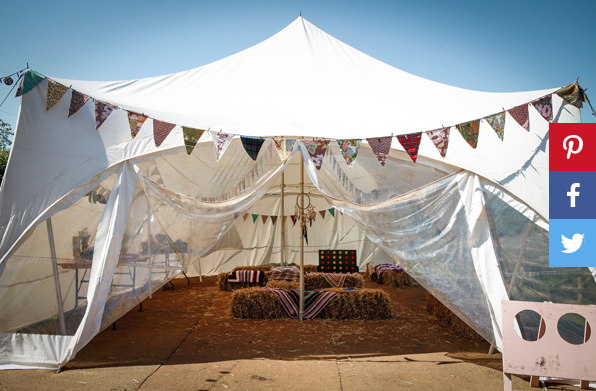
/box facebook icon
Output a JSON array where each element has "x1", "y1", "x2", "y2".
[{"x1": 567, "y1": 183, "x2": 580, "y2": 207}]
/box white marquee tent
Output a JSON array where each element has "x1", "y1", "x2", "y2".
[{"x1": 0, "y1": 17, "x2": 594, "y2": 370}]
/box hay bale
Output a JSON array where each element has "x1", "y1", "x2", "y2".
[
  {"x1": 232, "y1": 287, "x2": 394, "y2": 320},
  {"x1": 265, "y1": 273, "x2": 364, "y2": 290},
  {"x1": 232, "y1": 264, "x2": 318, "y2": 273},
  {"x1": 425, "y1": 292, "x2": 483, "y2": 341},
  {"x1": 265, "y1": 280, "x2": 299, "y2": 289},
  {"x1": 367, "y1": 265, "x2": 412, "y2": 287},
  {"x1": 218, "y1": 271, "x2": 272, "y2": 291}
]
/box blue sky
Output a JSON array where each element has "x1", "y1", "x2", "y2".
[{"x1": 1, "y1": 0, "x2": 595, "y2": 133}]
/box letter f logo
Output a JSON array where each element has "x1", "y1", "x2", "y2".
[{"x1": 568, "y1": 183, "x2": 580, "y2": 207}]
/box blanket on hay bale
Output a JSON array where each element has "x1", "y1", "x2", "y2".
[
  {"x1": 366, "y1": 263, "x2": 412, "y2": 287},
  {"x1": 218, "y1": 265, "x2": 320, "y2": 291},
  {"x1": 231, "y1": 287, "x2": 394, "y2": 320},
  {"x1": 232, "y1": 264, "x2": 318, "y2": 273},
  {"x1": 424, "y1": 292, "x2": 484, "y2": 341},
  {"x1": 266, "y1": 272, "x2": 364, "y2": 290}
]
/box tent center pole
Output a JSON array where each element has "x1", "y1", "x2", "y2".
[
  {"x1": 47, "y1": 218, "x2": 67, "y2": 335},
  {"x1": 281, "y1": 172, "x2": 285, "y2": 267},
  {"x1": 299, "y1": 153, "x2": 304, "y2": 321},
  {"x1": 148, "y1": 211, "x2": 153, "y2": 299}
]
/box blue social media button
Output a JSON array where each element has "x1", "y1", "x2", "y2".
[
  {"x1": 550, "y1": 219, "x2": 596, "y2": 267},
  {"x1": 549, "y1": 171, "x2": 596, "y2": 219}
]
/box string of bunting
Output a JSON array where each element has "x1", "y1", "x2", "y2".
[
  {"x1": 13, "y1": 69, "x2": 593, "y2": 170},
  {"x1": 241, "y1": 208, "x2": 338, "y2": 225}
]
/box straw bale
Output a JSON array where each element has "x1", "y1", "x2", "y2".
[
  {"x1": 217, "y1": 271, "x2": 272, "y2": 291},
  {"x1": 424, "y1": 292, "x2": 483, "y2": 341},
  {"x1": 265, "y1": 280, "x2": 299, "y2": 289},
  {"x1": 265, "y1": 273, "x2": 364, "y2": 290},
  {"x1": 232, "y1": 264, "x2": 318, "y2": 273},
  {"x1": 368, "y1": 268, "x2": 412, "y2": 287},
  {"x1": 231, "y1": 287, "x2": 394, "y2": 320}
]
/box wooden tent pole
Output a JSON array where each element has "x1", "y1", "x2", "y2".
[
  {"x1": 47, "y1": 218, "x2": 66, "y2": 335},
  {"x1": 299, "y1": 153, "x2": 305, "y2": 321},
  {"x1": 281, "y1": 172, "x2": 285, "y2": 266}
]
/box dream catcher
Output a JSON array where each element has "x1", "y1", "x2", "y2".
[{"x1": 294, "y1": 193, "x2": 315, "y2": 244}]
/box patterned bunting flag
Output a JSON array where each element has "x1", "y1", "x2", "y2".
[
  {"x1": 367, "y1": 137, "x2": 392, "y2": 166},
  {"x1": 95, "y1": 100, "x2": 118, "y2": 130},
  {"x1": 531, "y1": 95, "x2": 553, "y2": 122},
  {"x1": 273, "y1": 138, "x2": 295, "y2": 163},
  {"x1": 261, "y1": 215, "x2": 269, "y2": 224},
  {"x1": 128, "y1": 112, "x2": 148, "y2": 139},
  {"x1": 46, "y1": 80, "x2": 69, "y2": 111},
  {"x1": 182, "y1": 126, "x2": 205, "y2": 155},
  {"x1": 328, "y1": 208, "x2": 335, "y2": 217},
  {"x1": 508, "y1": 105, "x2": 530, "y2": 132},
  {"x1": 456, "y1": 120, "x2": 480, "y2": 149},
  {"x1": 337, "y1": 139, "x2": 361, "y2": 168},
  {"x1": 484, "y1": 113, "x2": 506, "y2": 141},
  {"x1": 556, "y1": 80, "x2": 586, "y2": 108},
  {"x1": 241, "y1": 136, "x2": 265, "y2": 160},
  {"x1": 302, "y1": 140, "x2": 330, "y2": 170},
  {"x1": 319, "y1": 210, "x2": 326, "y2": 219},
  {"x1": 251, "y1": 214, "x2": 259, "y2": 223},
  {"x1": 270, "y1": 216, "x2": 278, "y2": 225},
  {"x1": 153, "y1": 120, "x2": 176, "y2": 147},
  {"x1": 210, "y1": 131, "x2": 233, "y2": 162},
  {"x1": 243, "y1": 213, "x2": 249, "y2": 221},
  {"x1": 68, "y1": 90, "x2": 90, "y2": 117},
  {"x1": 396, "y1": 132, "x2": 422, "y2": 162},
  {"x1": 15, "y1": 69, "x2": 45, "y2": 97},
  {"x1": 426, "y1": 127, "x2": 450, "y2": 158}
]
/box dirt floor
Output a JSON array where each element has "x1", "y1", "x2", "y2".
[{"x1": 0, "y1": 276, "x2": 589, "y2": 390}]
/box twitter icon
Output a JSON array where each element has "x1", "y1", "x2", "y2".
[
  {"x1": 561, "y1": 234, "x2": 584, "y2": 253},
  {"x1": 550, "y1": 219, "x2": 595, "y2": 267}
]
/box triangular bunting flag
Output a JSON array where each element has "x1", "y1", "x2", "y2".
[
  {"x1": 95, "y1": 100, "x2": 118, "y2": 130},
  {"x1": 508, "y1": 105, "x2": 530, "y2": 132},
  {"x1": 302, "y1": 140, "x2": 330, "y2": 170},
  {"x1": 367, "y1": 137, "x2": 392, "y2": 166},
  {"x1": 270, "y1": 216, "x2": 278, "y2": 225},
  {"x1": 484, "y1": 113, "x2": 505, "y2": 141},
  {"x1": 211, "y1": 131, "x2": 233, "y2": 162},
  {"x1": 251, "y1": 214, "x2": 259, "y2": 223},
  {"x1": 128, "y1": 112, "x2": 148, "y2": 139},
  {"x1": 272, "y1": 138, "x2": 295, "y2": 163},
  {"x1": 283, "y1": 216, "x2": 288, "y2": 224},
  {"x1": 328, "y1": 208, "x2": 335, "y2": 217},
  {"x1": 183, "y1": 126, "x2": 205, "y2": 155},
  {"x1": 337, "y1": 139, "x2": 361, "y2": 168},
  {"x1": 396, "y1": 133, "x2": 422, "y2": 162},
  {"x1": 261, "y1": 215, "x2": 269, "y2": 224},
  {"x1": 531, "y1": 95, "x2": 553, "y2": 123},
  {"x1": 310, "y1": 211, "x2": 316, "y2": 221},
  {"x1": 291, "y1": 215, "x2": 297, "y2": 225},
  {"x1": 68, "y1": 90, "x2": 89, "y2": 117},
  {"x1": 243, "y1": 213, "x2": 249, "y2": 221},
  {"x1": 241, "y1": 136, "x2": 265, "y2": 160},
  {"x1": 46, "y1": 80, "x2": 69, "y2": 111},
  {"x1": 556, "y1": 80, "x2": 587, "y2": 108},
  {"x1": 153, "y1": 120, "x2": 176, "y2": 147},
  {"x1": 15, "y1": 69, "x2": 45, "y2": 97},
  {"x1": 319, "y1": 210, "x2": 326, "y2": 219},
  {"x1": 426, "y1": 127, "x2": 450, "y2": 158},
  {"x1": 456, "y1": 120, "x2": 480, "y2": 149}
]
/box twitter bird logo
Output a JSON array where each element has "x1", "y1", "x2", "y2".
[{"x1": 562, "y1": 234, "x2": 585, "y2": 253}]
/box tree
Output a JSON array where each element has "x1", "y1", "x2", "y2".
[{"x1": 0, "y1": 119, "x2": 13, "y2": 184}]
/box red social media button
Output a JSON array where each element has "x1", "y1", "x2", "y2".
[{"x1": 550, "y1": 123, "x2": 596, "y2": 171}]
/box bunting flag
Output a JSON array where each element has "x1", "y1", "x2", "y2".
[
  {"x1": 426, "y1": 127, "x2": 450, "y2": 158},
  {"x1": 508, "y1": 105, "x2": 530, "y2": 131},
  {"x1": 95, "y1": 100, "x2": 118, "y2": 130},
  {"x1": 396, "y1": 132, "x2": 422, "y2": 162},
  {"x1": 211, "y1": 131, "x2": 233, "y2": 162},
  {"x1": 302, "y1": 140, "x2": 330, "y2": 170},
  {"x1": 261, "y1": 215, "x2": 269, "y2": 224},
  {"x1": 556, "y1": 80, "x2": 586, "y2": 108},
  {"x1": 153, "y1": 119, "x2": 176, "y2": 147},
  {"x1": 128, "y1": 112, "x2": 148, "y2": 139},
  {"x1": 46, "y1": 80, "x2": 69, "y2": 111},
  {"x1": 68, "y1": 90, "x2": 90, "y2": 117},
  {"x1": 367, "y1": 137, "x2": 392, "y2": 166},
  {"x1": 251, "y1": 214, "x2": 259, "y2": 223},
  {"x1": 285, "y1": 139, "x2": 296, "y2": 157},
  {"x1": 182, "y1": 126, "x2": 205, "y2": 155},
  {"x1": 328, "y1": 208, "x2": 335, "y2": 217},
  {"x1": 310, "y1": 211, "x2": 316, "y2": 221},
  {"x1": 484, "y1": 113, "x2": 506, "y2": 141},
  {"x1": 15, "y1": 69, "x2": 45, "y2": 97},
  {"x1": 291, "y1": 215, "x2": 297, "y2": 225},
  {"x1": 241, "y1": 136, "x2": 265, "y2": 160},
  {"x1": 337, "y1": 139, "x2": 361, "y2": 168},
  {"x1": 272, "y1": 137, "x2": 295, "y2": 163},
  {"x1": 456, "y1": 120, "x2": 480, "y2": 149},
  {"x1": 243, "y1": 213, "x2": 249, "y2": 221},
  {"x1": 270, "y1": 216, "x2": 278, "y2": 225},
  {"x1": 319, "y1": 210, "x2": 326, "y2": 219},
  {"x1": 531, "y1": 95, "x2": 553, "y2": 123},
  {"x1": 283, "y1": 216, "x2": 288, "y2": 224}
]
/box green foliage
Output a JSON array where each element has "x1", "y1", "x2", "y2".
[{"x1": 0, "y1": 119, "x2": 12, "y2": 183}]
